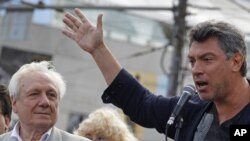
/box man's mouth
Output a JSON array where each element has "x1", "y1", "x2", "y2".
[
  {"x1": 195, "y1": 81, "x2": 208, "y2": 90},
  {"x1": 35, "y1": 112, "x2": 50, "y2": 115}
]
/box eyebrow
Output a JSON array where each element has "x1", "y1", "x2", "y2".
[{"x1": 188, "y1": 52, "x2": 216, "y2": 59}]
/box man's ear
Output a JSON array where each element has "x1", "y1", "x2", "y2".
[
  {"x1": 11, "y1": 96, "x2": 17, "y2": 113},
  {"x1": 4, "y1": 115, "x2": 10, "y2": 131},
  {"x1": 231, "y1": 53, "x2": 244, "y2": 72}
]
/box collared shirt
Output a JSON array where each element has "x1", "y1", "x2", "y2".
[{"x1": 10, "y1": 122, "x2": 52, "y2": 141}]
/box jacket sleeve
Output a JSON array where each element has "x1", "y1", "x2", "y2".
[{"x1": 102, "y1": 69, "x2": 179, "y2": 134}]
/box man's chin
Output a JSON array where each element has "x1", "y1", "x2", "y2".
[
  {"x1": 34, "y1": 122, "x2": 54, "y2": 130},
  {"x1": 198, "y1": 93, "x2": 212, "y2": 101}
]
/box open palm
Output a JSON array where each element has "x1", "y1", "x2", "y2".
[{"x1": 62, "y1": 8, "x2": 104, "y2": 54}]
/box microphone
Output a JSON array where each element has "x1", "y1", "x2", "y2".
[{"x1": 166, "y1": 84, "x2": 196, "y2": 126}]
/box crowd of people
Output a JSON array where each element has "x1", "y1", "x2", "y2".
[{"x1": 0, "y1": 6, "x2": 249, "y2": 141}]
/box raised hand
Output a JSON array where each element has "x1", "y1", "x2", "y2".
[
  {"x1": 62, "y1": 8, "x2": 121, "y2": 85},
  {"x1": 62, "y1": 8, "x2": 104, "y2": 54}
]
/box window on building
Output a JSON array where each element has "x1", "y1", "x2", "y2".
[
  {"x1": 0, "y1": 46, "x2": 52, "y2": 77},
  {"x1": 1, "y1": 11, "x2": 32, "y2": 41}
]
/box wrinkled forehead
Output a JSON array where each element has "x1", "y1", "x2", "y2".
[{"x1": 20, "y1": 71, "x2": 60, "y2": 93}]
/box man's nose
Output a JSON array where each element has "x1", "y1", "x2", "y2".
[
  {"x1": 39, "y1": 93, "x2": 50, "y2": 106},
  {"x1": 192, "y1": 61, "x2": 204, "y2": 75}
]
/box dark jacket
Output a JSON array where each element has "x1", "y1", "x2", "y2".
[{"x1": 102, "y1": 69, "x2": 250, "y2": 141}]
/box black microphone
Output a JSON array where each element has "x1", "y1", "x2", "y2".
[{"x1": 166, "y1": 84, "x2": 196, "y2": 126}]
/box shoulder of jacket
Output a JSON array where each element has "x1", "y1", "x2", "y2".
[{"x1": 0, "y1": 132, "x2": 11, "y2": 139}]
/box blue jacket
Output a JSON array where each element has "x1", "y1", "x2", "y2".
[{"x1": 102, "y1": 69, "x2": 250, "y2": 141}]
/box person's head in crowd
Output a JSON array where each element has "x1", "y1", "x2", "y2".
[
  {"x1": 9, "y1": 61, "x2": 66, "y2": 131},
  {"x1": 1, "y1": 61, "x2": 89, "y2": 141},
  {"x1": 74, "y1": 107, "x2": 138, "y2": 141},
  {"x1": 0, "y1": 84, "x2": 11, "y2": 134},
  {"x1": 188, "y1": 20, "x2": 247, "y2": 101}
]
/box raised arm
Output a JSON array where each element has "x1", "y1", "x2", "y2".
[{"x1": 62, "y1": 8, "x2": 122, "y2": 85}]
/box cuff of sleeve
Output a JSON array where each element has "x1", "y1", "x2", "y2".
[{"x1": 101, "y1": 69, "x2": 126, "y2": 105}]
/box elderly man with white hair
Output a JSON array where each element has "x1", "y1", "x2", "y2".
[{"x1": 0, "y1": 61, "x2": 90, "y2": 141}]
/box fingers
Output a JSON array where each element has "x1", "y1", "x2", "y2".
[
  {"x1": 63, "y1": 17, "x2": 78, "y2": 32},
  {"x1": 62, "y1": 30, "x2": 76, "y2": 41},
  {"x1": 62, "y1": 8, "x2": 104, "y2": 42},
  {"x1": 63, "y1": 13, "x2": 81, "y2": 32},
  {"x1": 66, "y1": 12, "x2": 81, "y2": 27},
  {"x1": 97, "y1": 14, "x2": 103, "y2": 31},
  {"x1": 63, "y1": 8, "x2": 91, "y2": 33},
  {"x1": 74, "y1": 8, "x2": 89, "y2": 24}
]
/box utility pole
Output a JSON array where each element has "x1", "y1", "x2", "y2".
[{"x1": 167, "y1": 0, "x2": 188, "y2": 96}]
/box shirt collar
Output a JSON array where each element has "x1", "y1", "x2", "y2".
[{"x1": 11, "y1": 122, "x2": 52, "y2": 141}]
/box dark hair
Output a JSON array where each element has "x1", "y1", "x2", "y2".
[
  {"x1": 0, "y1": 85, "x2": 12, "y2": 119},
  {"x1": 189, "y1": 20, "x2": 247, "y2": 76}
]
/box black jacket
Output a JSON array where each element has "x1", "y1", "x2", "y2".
[{"x1": 102, "y1": 69, "x2": 250, "y2": 141}]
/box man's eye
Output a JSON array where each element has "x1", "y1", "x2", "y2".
[
  {"x1": 49, "y1": 93, "x2": 55, "y2": 96},
  {"x1": 48, "y1": 92, "x2": 57, "y2": 98},
  {"x1": 30, "y1": 93, "x2": 38, "y2": 96},
  {"x1": 204, "y1": 58, "x2": 212, "y2": 61},
  {"x1": 189, "y1": 60, "x2": 194, "y2": 64},
  {"x1": 188, "y1": 59, "x2": 195, "y2": 66}
]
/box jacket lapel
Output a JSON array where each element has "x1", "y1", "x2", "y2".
[{"x1": 47, "y1": 127, "x2": 62, "y2": 141}]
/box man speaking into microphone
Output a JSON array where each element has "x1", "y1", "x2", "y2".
[{"x1": 62, "y1": 8, "x2": 250, "y2": 141}]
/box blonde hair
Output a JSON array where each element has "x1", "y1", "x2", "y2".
[{"x1": 74, "y1": 107, "x2": 138, "y2": 141}]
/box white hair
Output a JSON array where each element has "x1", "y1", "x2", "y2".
[{"x1": 8, "y1": 61, "x2": 66, "y2": 99}]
